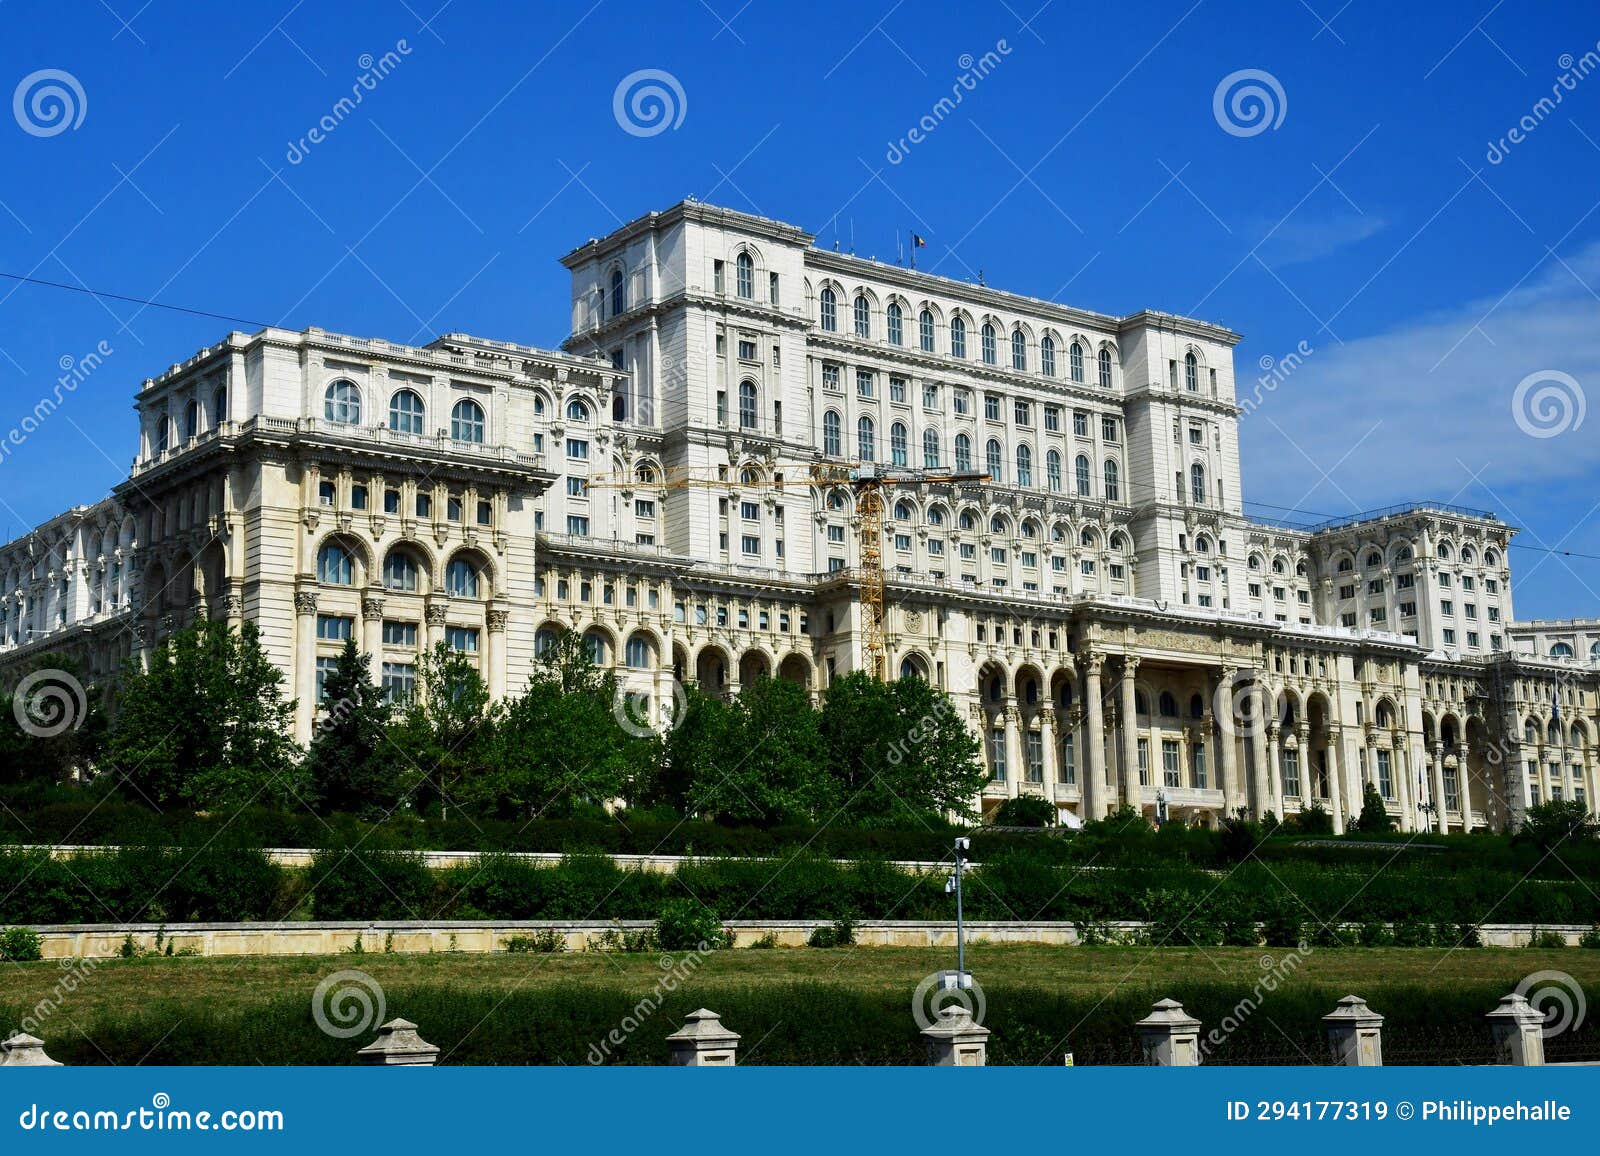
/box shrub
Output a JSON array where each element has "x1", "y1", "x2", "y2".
[
  {"x1": 0, "y1": 926, "x2": 42, "y2": 962},
  {"x1": 1358, "y1": 920, "x2": 1394, "y2": 947},
  {"x1": 1293, "y1": 801, "x2": 1334, "y2": 836},
  {"x1": 1527, "y1": 929, "x2": 1568, "y2": 949},
  {"x1": 1578, "y1": 927, "x2": 1600, "y2": 949},
  {"x1": 308, "y1": 848, "x2": 434, "y2": 920},
  {"x1": 807, "y1": 915, "x2": 856, "y2": 948},
  {"x1": 655, "y1": 900, "x2": 731, "y2": 951},
  {"x1": 1216, "y1": 895, "x2": 1260, "y2": 947},
  {"x1": 1260, "y1": 896, "x2": 1304, "y2": 948},
  {"x1": 1218, "y1": 816, "x2": 1264, "y2": 863},
  {"x1": 746, "y1": 932, "x2": 779, "y2": 949},
  {"x1": 989, "y1": 796, "x2": 1057, "y2": 828},
  {"x1": 504, "y1": 929, "x2": 567, "y2": 954},
  {"x1": 1392, "y1": 918, "x2": 1434, "y2": 947}
]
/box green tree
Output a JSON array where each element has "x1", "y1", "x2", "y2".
[
  {"x1": 682, "y1": 676, "x2": 834, "y2": 826},
  {"x1": 108, "y1": 620, "x2": 301, "y2": 810},
  {"x1": 819, "y1": 671, "x2": 985, "y2": 826},
  {"x1": 0, "y1": 658, "x2": 107, "y2": 787},
  {"x1": 1354, "y1": 781, "x2": 1395, "y2": 833},
  {"x1": 305, "y1": 638, "x2": 399, "y2": 818},
  {"x1": 468, "y1": 634, "x2": 650, "y2": 819},
  {"x1": 1516, "y1": 799, "x2": 1597, "y2": 850},
  {"x1": 385, "y1": 641, "x2": 494, "y2": 819},
  {"x1": 990, "y1": 795, "x2": 1057, "y2": 828}
]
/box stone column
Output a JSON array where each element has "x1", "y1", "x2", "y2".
[
  {"x1": 922, "y1": 1005, "x2": 989, "y2": 1066},
  {"x1": 667, "y1": 1008, "x2": 741, "y2": 1065},
  {"x1": 357, "y1": 1019, "x2": 439, "y2": 1066},
  {"x1": 1217, "y1": 666, "x2": 1241, "y2": 817},
  {"x1": 486, "y1": 606, "x2": 510, "y2": 699},
  {"x1": 1120, "y1": 656, "x2": 1142, "y2": 813},
  {"x1": 1136, "y1": 998, "x2": 1201, "y2": 1066},
  {"x1": 1486, "y1": 994, "x2": 1545, "y2": 1066},
  {"x1": 1265, "y1": 723, "x2": 1282, "y2": 821},
  {"x1": 1004, "y1": 707, "x2": 1022, "y2": 796},
  {"x1": 293, "y1": 589, "x2": 318, "y2": 742},
  {"x1": 362, "y1": 594, "x2": 385, "y2": 678},
  {"x1": 1083, "y1": 653, "x2": 1106, "y2": 820},
  {"x1": 1326, "y1": 727, "x2": 1345, "y2": 834},
  {"x1": 1323, "y1": 996, "x2": 1383, "y2": 1066},
  {"x1": 424, "y1": 598, "x2": 448, "y2": 651},
  {"x1": 1431, "y1": 741, "x2": 1449, "y2": 833},
  {"x1": 0, "y1": 1033, "x2": 62, "y2": 1066},
  {"x1": 1248, "y1": 722, "x2": 1270, "y2": 822}
]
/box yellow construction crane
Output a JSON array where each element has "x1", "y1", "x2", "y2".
[{"x1": 585, "y1": 460, "x2": 987, "y2": 679}]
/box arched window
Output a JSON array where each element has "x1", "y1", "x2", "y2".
[
  {"x1": 1159, "y1": 691, "x2": 1179, "y2": 717},
  {"x1": 445, "y1": 558, "x2": 480, "y2": 597},
  {"x1": 738, "y1": 381, "x2": 758, "y2": 429},
  {"x1": 954, "y1": 433, "x2": 972, "y2": 472},
  {"x1": 535, "y1": 627, "x2": 560, "y2": 658},
  {"x1": 183, "y1": 399, "x2": 199, "y2": 441},
  {"x1": 324, "y1": 380, "x2": 361, "y2": 424},
  {"x1": 857, "y1": 414, "x2": 876, "y2": 462},
  {"x1": 1016, "y1": 443, "x2": 1033, "y2": 487},
  {"x1": 1075, "y1": 454, "x2": 1091, "y2": 496},
  {"x1": 317, "y1": 543, "x2": 353, "y2": 585},
  {"x1": 890, "y1": 421, "x2": 908, "y2": 466},
  {"x1": 735, "y1": 252, "x2": 753, "y2": 300},
  {"x1": 1195, "y1": 535, "x2": 1211, "y2": 554},
  {"x1": 1097, "y1": 348, "x2": 1113, "y2": 388},
  {"x1": 1011, "y1": 329, "x2": 1027, "y2": 371},
  {"x1": 625, "y1": 634, "x2": 652, "y2": 668},
  {"x1": 1069, "y1": 341, "x2": 1084, "y2": 382},
  {"x1": 1103, "y1": 459, "x2": 1120, "y2": 501},
  {"x1": 923, "y1": 427, "x2": 941, "y2": 468},
  {"x1": 212, "y1": 385, "x2": 228, "y2": 424},
  {"x1": 893, "y1": 500, "x2": 913, "y2": 521},
  {"x1": 819, "y1": 286, "x2": 837, "y2": 331},
  {"x1": 950, "y1": 316, "x2": 967, "y2": 358},
  {"x1": 1592, "y1": 641, "x2": 1600, "y2": 661},
  {"x1": 1046, "y1": 449, "x2": 1062, "y2": 492},
  {"x1": 1185, "y1": 351, "x2": 1198, "y2": 391},
  {"x1": 388, "y1": 389, "x2": 425, "y2": 435},
  {"x1": 1548, "y1": 720, "x2": 1561, "y2": 745},
  {"x1": 609, "y1": 267, "x2": 625, "y2": 316},
  {"x1": 382, "y1": 550, "x2": 418, "y2": 592},
  {"x1": 901, "y1": 656, "x2": 927, "y2": 680},
  {"x1": 1191, "y1": 463, "x2": 1206, "y2": 505},
  {"x1": 153, "y1": 416, "x2": 171, "y2": 455},
  {"x1": 990, "y1": 514, "x2": 1009, "y2": 536},
  {"x1": 886, "y1": 301, "x2": 904, "y2": 345},
  {"x1": 853, "y1": 294, "x2": 871, "y2": 338},
  {"x1": 584, "y1": 631, "x2": 607, "y2": 664},
  {"x1": 981, "y1": 323, "x2": 997, "y2": 364},
  {"x1": 927, "y1": 505, "x2": 945, "y2": 526},
  {"x1": 451, "y1": 399, "x2": 486, "y2": 443},
  {"x1": 1551, "y1": 642, "x2": 1575, "y2": 659},
  {"x1": 919, "y1": 309, "x2": 935, "y2": 352},
  {"x1": 1040, "y1": 334, "x2": 1056, "y2": 377},
  {"x1": 986, "y1": 438, "x2": 1003, "y2": 483},
  {"x1": 823, "y1": 409, "x2": 842, "y2": 457},
  {"x1": 566, "y1": 397, "x2": 591, "y2": 423},
  {"x1": 1524, "y1": 720, "x2": 1538, "y2": 744}
]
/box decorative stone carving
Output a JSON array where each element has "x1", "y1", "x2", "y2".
[{"x1": 294, "y1": 592, "x2": 318, "y2": 616}]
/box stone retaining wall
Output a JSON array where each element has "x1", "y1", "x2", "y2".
[{"x1": 21, "y1": 919, "x2": 1592, "y2": 960}]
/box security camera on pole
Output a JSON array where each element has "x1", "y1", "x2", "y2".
[{"x1": 940, "y1": 836, "x2": 974, "y2": 994}]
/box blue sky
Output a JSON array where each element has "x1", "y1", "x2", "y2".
[{"x1": 3, "y1": 0, "x2": 1599, "y2": 619}]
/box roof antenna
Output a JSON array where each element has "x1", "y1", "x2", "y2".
[
  {"x1": 978, "y1": 268, "x2": 986, "y2": 287},
  {"x1": 849, "y1": 217, "x2": 855, "y2": 255}
]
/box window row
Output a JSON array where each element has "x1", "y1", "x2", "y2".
[{"x1": 321, "y1": 380, "x2": 493, "y2": 444}]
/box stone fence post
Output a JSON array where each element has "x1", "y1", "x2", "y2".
[
  {"x1": 1, "y1": 1034, "x2": 62, "y2": 1067},
  {"x1": 1486, "y1": 994, "x2": 1545, "y2": 1066},
  {"x1": 667, "y1": 1008, "x2": 740, "y2": 1065},
  {"x1": 1136, "y1": 998, "x2": 1201, "y2": 1066},
  {"x1": 356, "y1": 1019, "x2": 439, "y2": 1066},
  {"x1": 1323, "y1": 995, "x2": 1384, "y2": 1066},
  {"x1": 922, "y1": 1005, "x2": 990, "y2": 1066}
]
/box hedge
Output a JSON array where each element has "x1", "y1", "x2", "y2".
[{"x1": 1, "y1": 978, "x2": 1588, "y2": 1065}]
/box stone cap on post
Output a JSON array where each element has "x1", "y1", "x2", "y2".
[
  {"x1": 1, "y1": 1034, "x2": 63, "y2": 1067},
  {"x1": 667, "y1": 1008, "x2": 740, "y2": 1066},
  {"x1": 1323, "y1": 995, "x2": 1384, "y2": 1066},
  {"x1": 1136, "y1": 997, "x2": 1202, "y2": 1066},
  {"x1": 356, "y1": 1019, "x2": 440, "y2": 1066},
  {"x1": 1486, "y1": 993, "x2": 1545, "y2": 1066},
  {"x1": 921, "y1": 1004, "x2": 991, "y2": 1066}
]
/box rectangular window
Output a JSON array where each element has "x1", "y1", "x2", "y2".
[
  {"x1": 985, "y1": 394, "x2": 1001, "y2": 421},
  {"x1": 922, "y1": 383, "x2": 939, "y2": 409},
  {"x1": 1101, "y1": 416, "x2": 1118, "y2": 442},
  {"x1": 1162, "y1": 739, "x2": 1180, "y2": 788},
  {"x1": 953, "y1": 389, "x2": 971, "y2": 416},
  {"x1": 1192, "y1": 742, "x2": 1207, "y2": 789},
  {"x1": 737, "y1": 339, "x2": 757, "y2": 360},
  {"x1": 381, "y1": 662, "x2": 416, "y2": 704},
  {"x1": 1377, "y1": 749, "x2": 1393, "y2": 798},
  {"x1": 1014, "y1": 400, "x2": 1031, "y2": 426},
  {"x1": 856, "y1": 369, "x2": 874, "y2": 398},
  {"x1": 989, "y1": 729, "x2": 1006, "y2": 781},
  {"x1": 889, "y1": 376, "x2": 907, "y2": 403},
  {"x1": 445, "y1": 626, "x2": 479, "y2": 653},
  {"x1": 1137, "y1": 737, "x2": 1150, "y2": 786},
  {"x1": 742, "y1": 534, "x2": 760, "y2": 555},
  {"x1": 566, "y1": 438, "x2": 588, "y2": 459},
  {"x1": 316, "y1": 614, "x2": 353, "y2": 641},
  {"x1": 1280, "y1": 747, "x2": 1300, "y2": 797},
  {"x1": 382, "y1": 620, "x2": 418, "y2": 647},
  {"x1": 1073, "y1": 411, "x2": 1088, "y2": 437},
  {"x1": 822, "y1": 363, "x2": 841, "y2": 391},
  {"x1": 315, "y1": 655, "x2": 339, "y2": 702},
  {"x1": 567, "y1": 515, "x2": 589, "y2": 535},
  {"x1": 1061, "y1": 734, "x2": 1076, "y2": 785},
  {"x1": 1044, "y1": 405, "x2": 1060, "y2": 432},
  {"x1": 1026, "y1": 731, "x2": 1044, "y2": 783}
]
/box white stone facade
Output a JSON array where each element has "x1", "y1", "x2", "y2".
[{"x1": 2, "y1": 201, "x2": 1596, "y2": 832}]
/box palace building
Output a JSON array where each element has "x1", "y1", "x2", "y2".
[{"x1": 2, "y1": 201, "x2": 1596, "y2": 832}]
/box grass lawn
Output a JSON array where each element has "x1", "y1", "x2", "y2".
[{"x1": 8, "y1": 944, "x2": 1599, "y2": 1024}]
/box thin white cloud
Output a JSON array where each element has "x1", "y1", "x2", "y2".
[
  {"x1": 1251, "y1": 210, "x2": 1387, "y2": 267},
  {"x1": 1240, "y1": 241, "x2": 1600, "y2": 523}
]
